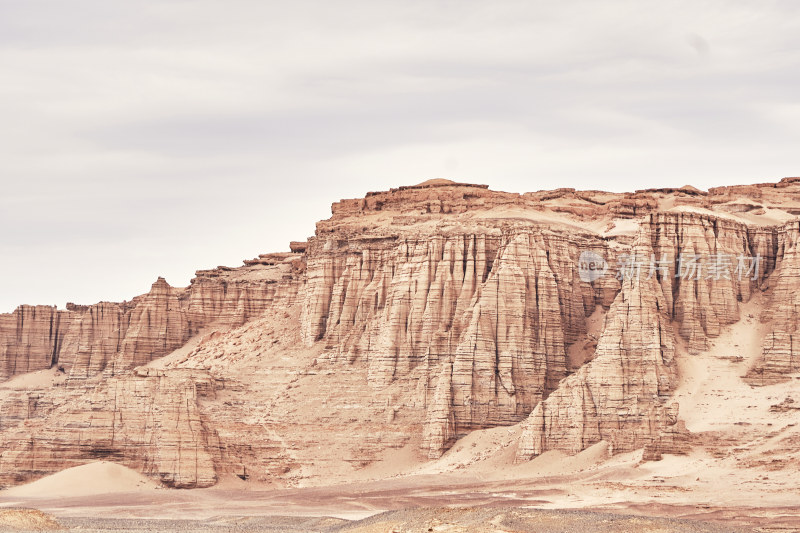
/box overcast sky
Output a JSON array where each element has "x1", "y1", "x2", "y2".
[{"x1": 1, "y1": 0, "x2": 798, "y2": 312}]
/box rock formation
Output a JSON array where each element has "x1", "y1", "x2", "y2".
[
  {"x1": 0, "y1": 368, "x2": 218, "y2": 488},
  {"x1": 301, "y1": 226, "x2": 616, "y2": 457},
  {"x1": 515, "y1": 230, "x2": 679, "y2": 459},
  {"x1": 648, "y1": 212, "x2": 755, "y2": 354},
  {"x1": 2, "y1": 177, "x2": 800, "y2": 489},
  {"x1": 0, "y1": 255, "x2": 303, "y2": 383},
  {"x1": 0, "y1": 305, "x2": 69, "y2": 381},
  {"x1": 746, "y1": 220, "x2": 800, "y2": 384}
]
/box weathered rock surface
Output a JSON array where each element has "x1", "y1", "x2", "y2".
[
  {"x1": 301, "y1": 227, "x2": 617, "y2": 458},
  {"x1": 0, "y1": 305, "x2": 71, "y2": 381},
  {"x1": 0, "y1": 256, "x2": 303, "y2": 383},
  {"x1": 515, "y1": 231, "x2": 679, "y2": 459},
  {"x1": 0, "y1": 368, "x2": 219, "y2": 488},
  {"x1": 746, "y1": 221, "x2": 800, "y2": 384},
  {"x1": 649, "y1": 212, "x2": 755, "y2": 354},
  {"x1": 3, "y1": 177, "x2": 800, "y2": 489}
]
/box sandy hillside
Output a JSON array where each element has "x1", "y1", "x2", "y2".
[{"x1": 4, "y1": 462, "x2": 161, "y2": 498}]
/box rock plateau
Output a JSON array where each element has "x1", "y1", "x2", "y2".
[{"x1": 1, "y1": 177, "x2": 799, "y2": 492}]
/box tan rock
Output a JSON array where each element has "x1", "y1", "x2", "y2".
[
  {"x1": 0, "y1": 369, "x2": 218, "y2": 488},
  {"x1": 516, "y1": 230, "x2": 678, "y2": 460},
  {"x1": 4, "y1": 178, "x2": 800, "y2": 488},
  {"x1": 301, "y1": 226, "x2": 614, "y2": 458},
  {"x1": 746, "y1": 221, "x2": 800, "y2": 384},
  {"x1": 0, "y1": 258, "x2": 302, "y2": 384},
  {"x1": 649, "y1": 212, "x2": 753, "y2": 354},
  {"x1": 0, "y1": 305, "x2": 69, "y2": 381}
]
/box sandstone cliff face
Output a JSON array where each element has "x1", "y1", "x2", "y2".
[
  {"x1": 112, "y1": 278, "x2": 189, "y2": 373},
  {"x1": 3, "y1": 178, "x2": 800, "y2": 490},
  {"x1": 61, "y1": 302, "x2": 127, "y2": 380},
  {"x1": 186, "y1": 253, "x2": 303, "y2": 332},
  {"x1": 0, "y1": 306, "x2": 69, "y2": 381},
  {"x1": 0, "y1": 255, "x2": 303, "y2": 489},
  {"x1": 515, "y1": 231, "x2": 679, "y2": 460},
  {"x1": 0, "y1": 369, "x2": 218, "y2": 488},
  {"x1": 746, "y1": 221, "x2": 800, "y2": 384},
  {"x1": 513, "y1": 210, "x2": 780, "y2": 460},
  {"x1": 420, "y1": 233, "x2": 569, "y2": 457},
  {"x1": 0, "y1": 256, "x2": 303, "y2": 384},
  {"x1": 649, "y1": 212, "x2": 755, "y2": 354},
  {"x1": 302, "y1": 202, "x2": 783, "y2": 460},
  {"x1": 301, "y1": 225, "x2": 618, "y2": 458}
]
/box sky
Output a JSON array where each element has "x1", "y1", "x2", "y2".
[{"x1": 1, "y1": 0, "x2": 799, "y2": 312}]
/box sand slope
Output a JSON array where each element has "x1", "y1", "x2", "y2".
[{"x1": 4, "y1": 462, "x2": 160, "y2": 498}]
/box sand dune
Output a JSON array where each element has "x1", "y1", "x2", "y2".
[{"x1": 4, "y1": 462, "x2": 160, "y2": 498}]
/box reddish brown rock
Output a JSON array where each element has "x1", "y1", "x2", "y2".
[
  {"x1": 300, "y1": 224, "x2": 617, "y2": 458},
  {"x1": 649, "y1": 212, "x2": 754, "y2": 354},
  {"x1": 4, "y1": 177, "x2": 800, "y2": 488},
  {"x1": 746, "y1": 221, "x2": 800, "y2": 384},
  {"x1": 0, "y1": 368, "x2": 218, "y2": 488},
  {"x1": 0, "y1": 256, "x2": 303, "y2": 384},
  {"x1": 0, "y1": 306, "x2": 69, "y2": 381},
  {"x1": 515, "y1": 231, "x2": 679, "y2": 460}
]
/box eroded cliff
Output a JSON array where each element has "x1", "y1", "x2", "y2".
[
  {"x1": 0, "y1": 255, "x2": 303, "y2": 383},
  {"x1": 2, "y1": 178, "x2": 800, "y2": 489}
]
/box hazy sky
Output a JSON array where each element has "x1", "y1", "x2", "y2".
[{"x1": 1, "y1": 1, "x2": 799, "y2": 312}]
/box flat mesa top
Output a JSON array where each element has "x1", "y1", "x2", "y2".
[{"x1": 415, "y1": 178, "x2": 457, "y2": 187}]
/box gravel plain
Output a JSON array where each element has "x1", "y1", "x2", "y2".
[{"x1": 0, "y1": 507, "x2": 763, "y2": 533}]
